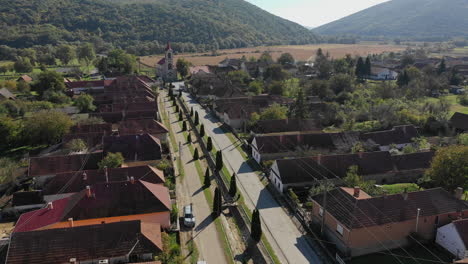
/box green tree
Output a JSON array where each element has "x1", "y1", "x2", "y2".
[
  {"x1": 0, "y1": 158, "x2": 21, "y2": 184},
  {"x1": 77, "y1": 43, "x2": 96, "y2": 66},
  {"x1": 248, "y1": 80, "x2": 263, "y2": 95},
  {"x1": 99, "y1": 49, "x2": 136, "y2": 74},
  {"x1": 397, "y1": 70, "x2": 410, "y2": 87},
  {"x1": 33, "y1": 71, "x2": 66, "y2": 96},
  {"x1": 459, "y1": 134, "x2": 468, "y2": 146},
  {"x1": 364, "y1": 57, "x2": 372, "y2": 76},
  {"x1": 329, "y1": 74, "x2": 355, "y2": 95},
  {"x1": 207, "y1": 136, "x2": 213, "y2": 151},
  {"x1": 315, "y1": 48, "x2": 332, "y2": 79},
  {"x1": 250, "y1": 209, "x2": 262, "y2": 243},
  {"x1": 182, "y1": 121, "x2": 187, "y2": 131},
  {"x1": 292, "y1": 88, "x2": 308, "y2": 119},
  {"x1": 216, "y1": 150, "x2": 223, "y2": 171},
  {"x1": 194, "y1": 111, "x2": 199, "y2": 125},
  {"x1": 426, "y1": 145, "x2": 468, "y2": 191},
  {"x1": 0, "y1": 117, "x2": 20, "y2": 151},
  {"x1": 178, "y1": 111, "x2": 183, "y2": 121},
  {"x1": 229, "y1": 173, "x2": 237, "y2": 197},
  {"x1": 355, "y1": 57, "x2": 365, "y2": 78},
  {"x1": 14, "y1": 57, "x2": 33, "y2": 73},
  {"x1": 213, "y1": 187, "x2": 222, "y2": 217},
  {"x1": 438, "y1": 59, "x2": 446, "y2": 75},
  {"x1": 277, "y1": 53, "x2": 294, "y2": 65},
  {"x1": 204, "y1": 167, "x2": 211, "y2": 187},
  {"x1": 227, "y1": 70, "x2": 250, "y2": 87},
  {"x1": 190, "y1": 107, "x2": 194, "y2": 117},
  {"x1": 99, "y1": 152, "x2": 124, "y2": 169},
  {"x1": 176, "y1": 58, "x2": 191, "y2": 78},
  {"x1": 269, "y1": 81, "x2": 285, "y2": 96},
  {"x1": 23, "y1": 110, "x2": 73, "y2": 145},
  {"x1": 65, "y1": 138, "x2": 87, "y2": 153},
  {"x1": 193, "y1": 148, "x2": 199, "y2": 160},
  {"x1": 74, "y1": 94, "x2": 96, "y2": 113},
  {"x1": 56, "y1": 44, "x2": 76, "y2": 65},
  {"x1": 259, "y1": 103, "x2": 288, "y2": 120},
  {"x1": 187, "y1": 133, "x2": 192, "y2": 144},
  {"x1": 264, "y1": 64, "x2": 289, "y2": 81},
  {"x1": 258, "y1": 52, "x2": 273, "y2": 63},
  {"x1": 199, "y1": 124, "x2": 205, "y2": 137}
]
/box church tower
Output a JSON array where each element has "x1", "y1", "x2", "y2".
[
  {"x1": 156, "y1": 41, "x2": 177, "y2": 82},
  {"x1": 165, "y1": 42, "x2": 174, "y2": 72}
]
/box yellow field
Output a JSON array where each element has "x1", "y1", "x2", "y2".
[{"x1": 140, "y1": 43, "x2": 405, "y2": 66}]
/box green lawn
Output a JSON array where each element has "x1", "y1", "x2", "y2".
[
  {"x1": 380, "y1": 183, "x2": 421, "y2": 195},
  {"x1": 425, "y1": 94, "x2": 468, "y2": 114},
  {"x1": 349, "y1": 243, "x2": 453, "y2": 264}
]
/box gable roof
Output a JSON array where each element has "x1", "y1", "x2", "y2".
[
  {"x1": 391, "y1": 151, "x2": 435, "y2": 171},
  {"x1": 253, "y1": 119, "x2": 321, "y2": 134},
  {"x1": 7, "y1": 220, "x2": 162, "y2": 264},
  {"x1": 0, "y1": 88, "x2": 15, "y2": 99},
  {"x1": 103, "y1": 133, "x2": 162, "y2": 161},
  {"x1": 312, "y1": 188, "x2": 468, "y2": 229},
  {"x1": 69, "y1": 123, "x2": 112, "y2": 134},
  {"x1": 451, "y1": 112, "x2": 468, "y2": 131},
  {"x1": 14, "y1": 180, "x2": 171, "y2": 232},
  {"x1": 360, "y1": 125, "x2": 419, "y2": 146},
  {"x1": 65, "y1": 80, "x2": 106, "y2": 89},
  {"x1": 17, "y1": 75, "x2": 32, "y2": 83},
  {"x1": 43, "y1": 165, "x2": 165, "y2": 195},
  {"x1": 29, "y1": 152, "x2": 103, "y2": 177},
  {"x1": 118, "y1": 119, "x2": 169, "y2": 136}
]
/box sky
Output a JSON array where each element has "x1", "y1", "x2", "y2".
[{"x1": 246, "y1": 0, "x2": 389, "y2": 28}]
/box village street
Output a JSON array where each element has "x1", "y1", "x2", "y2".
[
  {"x1": 160, "y1": 91, "x2": 229, "y2": 264},
  {"x1": 175, "y1": 83, "x2": 324, "y2": 264}
]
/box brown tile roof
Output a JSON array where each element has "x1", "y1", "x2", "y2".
[
  {"x1": 312, "y1": 188, "x2": 468, "y2": 229},
  {"x1": 451, "y1": 112, "x2": 468, "y2": 131},
  {"x1": 17, "y1": 75, "x2": 32, "y2": 83},
  {"x1": 118, "y1": 119, "x2": 169, "y2": 136},
  {"x1": 0, "y1": 88, "x2": 15, "y2": 100},
  {"x1": 254, "y1": 132, "x2": 337, "y2": 154},
  {"x1": 360, "y1": 125, "x2": 419, "y2": 146},
  {"x1": 15, "y1": 180, "x2": 171, "y2": 232},
  {"x1": 103, "y1": 134, "x2": 162, "y2": 161},
  {"x1": 8, "y1": 220, "x2": 162, "y2": 264},
  {"x1": 391, "y1": 151, "x2": 435, "y2": 171},
  {"x1": 65, "y1": 80, "x2": 105, "y2": 89},
  {"x1": 69, "y1": 123, "x2": 113, "y2": 134},
  {"x1": 12, "y1": 191, "x2": 43, "y2": 206},
  {"x1": 62, "y1": 133, "x2": 105, "y2": 147},
  {"x1": 29, "y1": 152, "x2": 103, "y2": 177},
  {"x1": 43, "y1": 166, "x2": 165, "y2": 195},
  {"x1": 253, "y1": 119, "x2": 321, "y2": 134},
  {"x1": 90, "y1": 111, "x2": 157, "y2": 124}
]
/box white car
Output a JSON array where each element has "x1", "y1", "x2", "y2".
[{"x1": 183, "y1": 205, "x2": 195, "y2": 228}]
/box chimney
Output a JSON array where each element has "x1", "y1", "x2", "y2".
[
  {"x1": 104, "y1": 166, "x2": 109, "y2": 183},
  {"x1": 68, "y1": 218, "x2": 74, "y2": 228},
  {"x1": 82, "y1": 172, "x2": 87, "y2": 181},
  {"x1": 47, "y1": 202, "x2": 54, "y2": 210},
  {"x1": 130, "y1": 176, "x2": 135, "y2": 184},
  {"x1": 403, "y1": 188, "x2": 408, "y2": 200},
  {"x1": 354, "y1": 186, "x2": 360, "y2": 198},
  {"x1": 69, "y1": 258, "x2": 77, "y2": 264},
  {"x1": 455, "y1": 187, "x2": 464, "y2": 200},
  {"x1": 86, "y1": 186, "x2": 92, "y2": 198}
]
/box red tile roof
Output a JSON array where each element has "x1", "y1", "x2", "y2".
[
  {"x1": 118, "y1": 119, "x2": 169, "y2": 136},
  {"x1": 103, "y1": 133, "x2": 162, "y2": 161},
  {"x1": 360, "y1": 125, "x2": 419, "y2": 146},
  {"x1": 28, "y1": 152, "x2": 103, "y2": 177},
  {"x1": 43, "y1": 166, "x2": 165, "y2": 195},
  {"x1": 69, "y1": 123, "x2": 113, "y2": 134},
  {"x1": 65, "y1": 80, "x2": 105, "y2": 89},
  {"x1": 8, "y1": 220, "x2": 162, "y2": 264},
  {"x1": 15, "y1": 180, "x2": 171, "y2": 232}
]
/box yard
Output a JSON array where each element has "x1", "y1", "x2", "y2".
[
  {"x1": 379, "y1": 183, "x2": 421, "y2": 195},
  {"x1": 426, "y1": 94, "x2": 468, "y2": 115},
  {"x1": 349, "y1": 243, "x2": 453, "y2": 264}
]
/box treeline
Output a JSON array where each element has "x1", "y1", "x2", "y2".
[{"x1": 0, "y1": 0, "x2": 319, "y2": 56}]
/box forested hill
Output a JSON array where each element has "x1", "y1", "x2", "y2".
[
  {"x1": 0, "y1": 0, "x2": 319, "y2": 54},
  {"x1": 314, "y1": 0, "x2": 468, "y2": 40}
]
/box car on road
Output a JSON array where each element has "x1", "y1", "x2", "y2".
[{"x1": 183, "y1": 204, "x2": 195, "y2": 228}]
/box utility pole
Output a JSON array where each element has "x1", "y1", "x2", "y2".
[{"x1": 320, "y1": 190, "x2": 327, "y2": 236}]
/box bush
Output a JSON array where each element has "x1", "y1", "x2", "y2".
[
  {"x1": 0, "y1": 158, "x2": 21, "y2": 184},
  {"x1": 459, "y1": 94, "x2": 468, "y2": 106},
  {"x1": 23, "y1": 110, "x2": 74, "y2": 145},
  {"x1": 98, "y1": 152, "x2": 124, "y2": 169},
  {"x1": 64, "y1": 139, "x2": 87, "y2": 153},
  {"x1": 74, "y1": 94, "x2": 96, "y2": 113}
]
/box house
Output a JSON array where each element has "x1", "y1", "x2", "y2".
[
  {"x1": 188, "y1": 71, "x2": 242, "y2": 99},
  {"x1": 62, "y1": 123, "x2": 113, "y2": 147},
  {"x1": 118, "y1": 119, "x2": 169, "y2": 141},
  {"x1": 42, "y1": 165, "x2": 165, "y2": 196},
  {"x1": 450, "y1": 86, "x2": 466, "y2": 95},
  {"x1": 436, "y1": 219, "x2": 468, "y2": 261},
  {"x1": 103, "y1": 134, "x2": 162, "y2": 164},
  {"x1": 269, "y1": 151, "x2": 434, "y2": 193},
  {"x1": 251, "y1": 119, "x2": 322, "y2": 134},
  {"x1": 189, "y1": 66, "x2": 211, "y2": 76},
  {"x1": 368, "y1": 66, "x2": 398, "y2": 80},
  {"x1": 28, "y1": 152, "x2": 103, "y2": 185},
  {"x1": 14, "y1": 179, "x2": 172, "y2": 232},
  {"x1": 218, "y1": 58, "x2": 246, "y2": 71},
  {"x1": 7, "y1": 220, "x2": 163, "y2": 264},
  {"x1": 16, "y1": 75, "x2": 32, "y2": 83},
  {"x1": 156, "y1": 42, "x2": 177, "y2": 82},
  {"x1": 311, "y1": 187, "x2": 468, "y2": 257},
  {"x1": 359, "y1": 125, "x2": 419, "y2": 151},
  {"x1": 65, "y1": 80, "x2": 112, "y2": 94},
  {"x1": 0, "y1": 88, "x2": 15, "y2": 101},
  {"x1": 251, "y1": 131, "x2": 359, "y2": 163},
  {"x1": 244, "y1": 61, "x2": 269, "y2": 78},
  {"x1": 451, "y1": 112, "x2": 468, "y2": 132}
]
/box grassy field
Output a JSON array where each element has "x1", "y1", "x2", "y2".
[
  {"x1": 380, "y1": 183, "x2": 421, "y2": 195},
  {"x1": 426, "y1": 94, "x2": 468, "y2": 115},
  {"x1": 141, "y1": 43, "x2": 405, "y2": 66}
]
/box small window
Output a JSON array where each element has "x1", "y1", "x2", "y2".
[
  {"x1": 336, "y1": 224, "x2": 344, "y2": 236},
  {"x1": 319, "y1": 208, "x2": 324, "y2": 217}
]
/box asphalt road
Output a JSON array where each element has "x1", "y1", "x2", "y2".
[{"x1": 176, "y1": 84, "x2": 323, "y2": 264}]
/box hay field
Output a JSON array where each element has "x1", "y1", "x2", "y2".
[{"x1": 141, "y1": 43, "x2": 405, "y2": 66}]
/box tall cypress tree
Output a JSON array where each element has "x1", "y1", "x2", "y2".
[
  {"x1": 229, "y1": 173, "x2": 237, "y2": 197},
  {"x1": 190, "y1": 107, "x2": 194, "y2": 117},
  {"x1": 207, "y1": 137, "x2": 213, "y2": 152},
  {"x1": 293, "y1": 88, "x2": 307, "y2": 119},
  {"x1": 251, "y1": 209, "x2": 262, "y2": 242},
  {"x1": 438, "y1": 59, "x2": 446, "y2": 75},
  {"x1": 199, "y1": 124, "x2": 205, "y2": 137},
  {"x1": 182, "y1": 121, "x2": 187, "y2": 131},
  {"x1": 213, "y1": 187, "x2": 222, "y2": 217},
  {"x1": 355, "y1": 57, "x2": 365, "y2": 78},
  {"x1": 194, "y1": 111, "x2": 199, "y2": 125},
  {"x1": 204, "y1": 167, "x2": 211, "y2": 187},
  {"x1": 365, "y1": 57, "x2": 372, "y2": 76},
  {"x1": 193, "y1": 148, "x2": 199, "y2": 160},
  {"x1": 216, "y1": 151, "x2": 223, "y2": 171},
  {"x1": 178, "y1": 111, "x2": 183, "y2": 121}
]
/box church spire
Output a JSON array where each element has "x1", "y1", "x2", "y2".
[{"x1": 166, "y1": 41, "x2": 172, "y2": 51}]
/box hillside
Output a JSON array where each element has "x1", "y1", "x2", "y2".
[
  {"x1": 314, "y1": 0, "x2": 468, "y2": 40},
  {"x1": 0, "y1": 0, "x2": 319, "y2": 53}
]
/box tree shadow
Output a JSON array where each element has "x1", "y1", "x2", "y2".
[
  {"x1": 192, "y1": 185, "x2": 208, "y2": 197},
  {"x1": 194, "y1": 213, "x2": 215, "y2": 233}
]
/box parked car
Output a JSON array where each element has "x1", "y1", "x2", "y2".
[{"x1": 183, "y1": 204, "x2": 195, "y2": 228}]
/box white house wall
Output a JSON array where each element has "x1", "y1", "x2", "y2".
[{"x1": 436, "y1": 223, "x2": 467, "y2": 259}]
